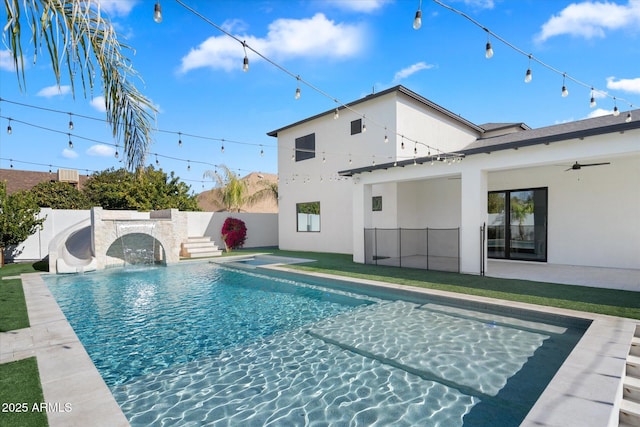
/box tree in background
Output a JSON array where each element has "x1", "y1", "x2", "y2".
[
  {"x1": 203, "y1": 165, "x2": 249, "y2": 212},
  {"x1": 0, "y1": 182, "x2": 46, "y2": 267},
  {"x1": 249, "y1": 180, "x2": 279, "y2": 207},
  {"x1": 82, "y1": 167, "x2": 200, "y2": 211},
  {"x1": 3, "y1": 0, "x2": 155, "y2": 171},
  {"x1": 30, "y1": 181, "x2": 91, "y2": 210}
]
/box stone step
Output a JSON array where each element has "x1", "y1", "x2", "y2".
[
  {"x1": 182, "y1": 250, "x2": 222, "y2": 259},
  {"x1": 182, "y1": 242, "x2": 219, "y2": 250},
  {"x1": 628, "y1": 355, "x2": 640, "y2": 378},
  {"x1": 620, "y1": 399, "x2": 640, "y2": 426},
  {"x1": 185, "y1": 236, "x2": 213, "y2": 243},
  {"x1": 186, "y1": 246, "x2": 221, "y2": 254}
]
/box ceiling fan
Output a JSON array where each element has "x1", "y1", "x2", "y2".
[{"x1": 565, "y1": 161, "x2": 610, "y2": 171}]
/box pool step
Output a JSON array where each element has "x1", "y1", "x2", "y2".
[
  {"x1": 180, "y1": 236, "x2": 222, "y2": 258},
  {"x1": 619, "y1": 325, "x2": 640, "y2": 426}
]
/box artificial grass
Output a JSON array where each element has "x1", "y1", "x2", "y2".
[
  {"x1": 233, "y1": 249, "x2": 640, "y2": 320},
  {"x1": 0, "y1": 357, "x2": 48, "y2": 427},
  {"x1": 0, "y1": 279, "x2": 30, "y2": 332}
]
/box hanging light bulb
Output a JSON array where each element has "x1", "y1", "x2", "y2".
[
  {"x1": 613, "y1": 98, "x2": 620, "y2": 116},
  {"x1": 242, "y1": 41, "x2": 249, "y2": 72},
  {"x1": 153, "y1": 1, "x2": 162, "y2": 23},
  {"x1": 68, "y1": 134, "x2": 73, "y2": 149},
  {"x1": 413, "y1": 9, "x2": 422, "y2": 30},
  {"x1": 68, "y1": 113, "x2": 74, "y2": 130},
  {"x1": 155, "y1": 154, "x2": 159, "y2": 165},
  {"x1": 485, "y1": 34, "x2": 494, "y2": 59},
  {"x1": 10, "y1": 159, "x2": 13, "y2": 168},
  {"x1": 626, "y1": 112, "x2": 632, "y2": 123},
  {"x1": 349, "y1": 155, "x2": 352, "y2": 165},
  {"x1": 524, "y1": 55, "x2": 532, "y2": 83},
  {"x1": 561, "y1": 73, "x2": 569, "y2": 97},
  {"x1": 260, "y1": 147, "x2": 264, "y2": 157},
  {"x1": 295, "y1": 76, "x2": 301, "y2": 100},
  {"x1": 362, "y1": 121, "x2": 366, "y2": 133},
  {"x1": 114, "y1": 145, "x2": 119, "y2": 158},
  {"x1": 590, "y1": 89, "x2": 597, "y2": 108},
  {"x1": 187, "y1": 161, "x2": 191, "y2": 171},
  {"x1": 49, "y1": 165, "x2": 52, "y2": 174},
  {"x1": 384, "y1": 134, "x2": 388, "y2": 143},
  {"x1": 6, "y1": 119, "x2": 12, "y2": 135},
  {"x1": 221, "y1": 143, "x2": 225, "y2": 153},
  {"x1": 334, "y1": 108, "x2": 339, "y2": 120},
  {"x1": 178, "y1": 132, "x2": 182, "y2": 147}
]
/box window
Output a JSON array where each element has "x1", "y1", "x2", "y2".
[
  {"x1": 295, "y1": 133, "x2": 315, "y2": 161},
  {"x1": 372, "y1": 196, "x2": 382, "y2": 211},
  {"x1": 488, "y1": 188, "x2": 547, "y2": 261},
  {"x1": 351, "y1": 119, "x2": 362, "y2": 135},
  {"x1": 296, "y1": 202, "x2": 320, "y2": 232}
]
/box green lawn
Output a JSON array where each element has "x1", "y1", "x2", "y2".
[
  {"x1": 232, "y1": 249, "x2": 640, "y2": 320},
  {"x1": 0, "y1": 357, "x2": 48, "y2": 427},
  {"x1": 0, "y1": 263, "x2": 40, "y2": 332}
]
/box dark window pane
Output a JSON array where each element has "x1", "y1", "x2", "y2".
[
  {"x1": 295, "y1": 133, "x2": 315, "y2": 161},
  {"x1": 351, "y1": 119, "x2": 362, "y2": 135}
]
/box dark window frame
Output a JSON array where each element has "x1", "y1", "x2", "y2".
[
  {"x1": 295, "y1": 133, "x2": 315, "y2": 162},
  {"x1": 372, "y1": 196, "x2": 382, "y2": 211},
  {"x1": 351, "y1": 119, "x2": 362, "y2": 135},
  {"x1": 488, "y1": 187, "x2": 548, "y2": 262}
]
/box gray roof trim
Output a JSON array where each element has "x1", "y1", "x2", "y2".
[
  {"x1": 461, "y1": 112, "x2": 640, "y2": 156},
  {"x1": 267, "y1": 85, "x2": 482, "y2": 137},
  {"x1": 479, "y1": 122, "x2": 531, "y2": 132}
]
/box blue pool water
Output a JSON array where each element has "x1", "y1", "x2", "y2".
[{"x1": 45, "y1": 262, "x2": 587, "y2": 426}]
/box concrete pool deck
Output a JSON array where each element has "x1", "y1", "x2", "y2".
[{"x1": 0, "y1": 266, "x2": 637, "y2": 426}]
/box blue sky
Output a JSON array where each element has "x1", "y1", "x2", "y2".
[{"x1": 1, "y1": 0, "x2": 639, "y2": 192}]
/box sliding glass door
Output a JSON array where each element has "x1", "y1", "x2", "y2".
[{"x1": 488, "y1": 188, "x2": 547, "y2": 261}]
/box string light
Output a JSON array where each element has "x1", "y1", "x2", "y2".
[
  {"x1": 590, "y1": 88, "x2": 597, "y2": 108},
  {"x1": 260, "y1": 145, "x2": 264, "y2": 157},
  {"x1": 178, "y1": 132, "x2": 182, "y2": 147},
  {"x1": 68, "y1": 113, "x2": 74, "y2": 130},
  {"x1": 67, "y1": 133, "x2": 73, "y2": 149},
  {"x1": 6, "y1": 118, "x2": 11, "y2": 135},
  {"x1": 115, "y1": 146, "x2": 119, "y2": 158},
  {"x1": 413, "y1": 0, "x2": 422, "y2": 30},
  {"x1": 485, "y1": 32, "x2": 493, "y2": 59},
  {"x1": 626, "y1": 112, "x2": 632, "y2": 123},
  {"x1": 242, "y1": 41, "x2": 249, "y2": 72},
  {"x1": 187, "y1": 161, "x2": 191, "y2": 171},
  {"x1": 524, "y1": 55, "x2": 532, "y2": 83},
  {"x1": 221, "y1": 142, "x2": 225, "y2": 153},
  {"x1": 155, "y1": 154, "x2": 159, "y2": 165},
  {"x1": 10, "y1": 159, "x2": 13, "y2": 168},
  {"x1": 561, "y1": 73, "x2": 569, "y2": 97},
  {"x1": 295, "y1": 76, "x2": 301, "y2": 100},
  {"x1": 334, "y1": 108, "x2": 339, "y2": 120},
  {"x1": 153, "y1": 1, "x2": 162, "y2": 23},
  {"x1": 613, "y1": 97, "x2": 620, "y2": 116}
]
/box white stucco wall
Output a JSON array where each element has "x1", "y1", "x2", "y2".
[{"x1": 6, "y1": 210, "x2": 278, "y2": 264}]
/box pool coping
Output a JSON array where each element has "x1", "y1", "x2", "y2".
[{"x1": 1, "y1": 265, "x2": 636, "y2": 427}]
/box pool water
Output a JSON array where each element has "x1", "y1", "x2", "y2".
[{"x1": 45, "y1": 263, "x2": 586, "y2": 426}]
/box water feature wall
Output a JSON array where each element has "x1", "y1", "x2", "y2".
[{"x1": 92, "y1": 207, "x2": 187, "y2": 270}]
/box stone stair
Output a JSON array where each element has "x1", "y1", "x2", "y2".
[
  {"x1": 180, "y1": 236, "x2": 222, "y2": 259},
  {"x1": 620, "y1": 325, "x2": 640, "y2": 426}
]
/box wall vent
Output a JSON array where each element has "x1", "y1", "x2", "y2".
[{"x1": 58, "y1": 169, "x2": 79, "y2": 183}]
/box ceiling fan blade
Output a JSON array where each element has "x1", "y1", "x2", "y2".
[{"x1": 580, "y1": 162, "x2": 610, "y2": 167}]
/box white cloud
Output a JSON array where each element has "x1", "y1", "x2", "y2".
[
  {"x1": 606, "y1": 76, "x2": 640, "y2": 94},
  {"x1": 586, "y1": 108, "x2": 612, "y2": 118},
  {"x1": 457, "y1": 0, "x2": 495, "y2": 9},
  {"x1": 180, "y1": 13, "x2": 366, "y2": 73},
  {"x1": 324, "y1": 0, "x2": 393, "y2": 13},
  {"x1": 536, "y1": 1, "x2": 640, "y2": 42},
  {"x1": 393, "y1": 62, "x2": 434, "y2": 83},
  {"x1": 90, "y1": 96, "x2": 107, "y2": 112},
  {"x1": 97, "y1": 0, "x2": 138, "y2": 17},
  {"x1": 0, "y1": 50, "x2": 16, "y2": 71},
  {"x1": 62, "y1": 148, "x2": 78, "y2": 159},
  {"x1": 37, "y1": 85, "x2": 71, "y2": 98},
  {"x1": 86, "y1": 144, "x2": 115, "y2": 157}
]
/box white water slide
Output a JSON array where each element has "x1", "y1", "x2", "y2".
[{"x1": 48, "y1": 218, "x2": 97, "y2": 274}]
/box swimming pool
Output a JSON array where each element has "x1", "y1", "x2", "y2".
[{"x1": 45, "y1": 262, "x2": 588, "y2": 426}]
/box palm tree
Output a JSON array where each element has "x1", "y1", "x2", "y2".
[
  {"x1": 3, "y1": 0, "x2": 156, "y2": 171},
  {"x1": 203, "y1": 165, "x2": 249, "y2": 212},
  {"x1": 248, "y1": 179, "x2": 278, "y2": 207}
]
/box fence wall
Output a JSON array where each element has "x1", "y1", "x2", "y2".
[
  {"x1": 364, "y1": 228, "x2": 460, "y2": 272},
  {"x1": 5, "y1": 209, "x2": 278, "y2": 263}
]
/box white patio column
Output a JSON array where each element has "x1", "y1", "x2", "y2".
[
  {"x1": 460, "y1": 168, "x2": 488, "y2": 274},
  {"x1": 352, "y1": 179, "x2": 372, "y2": 263}
]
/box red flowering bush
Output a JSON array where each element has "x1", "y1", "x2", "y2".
[{"x1": 221, "y1": 217, "x2": 247, "y2": 251}]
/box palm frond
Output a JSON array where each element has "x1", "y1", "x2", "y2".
[{"x1": 2, "y1": 0, "x2": 156, "y2": 171}]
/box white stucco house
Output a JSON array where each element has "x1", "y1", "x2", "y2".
[{"x1": 268, "y1": 85, "x2": 639, "y2": 277}]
